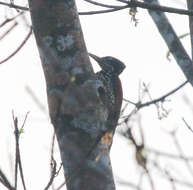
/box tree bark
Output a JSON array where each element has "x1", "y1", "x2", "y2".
[
  {"x1": 187, "y1": 1, "x2": 193, "y2": 59},
  {"x1": 144, "y1": 0, "x2": 193, "y2": 84},
  {"x1": 28, "y1": 0, "x2": 115, "y2": 189}
]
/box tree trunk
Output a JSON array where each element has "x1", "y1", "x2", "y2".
[
  {"x1": 187, "y1": 1, "x2": 193, "y2": 59},
  {"x1": 28, "y1": 0, "x2": 115, "y2": 189},
  {"x1": 144, "y1": 0, "x2": 193, "y2": 84}
]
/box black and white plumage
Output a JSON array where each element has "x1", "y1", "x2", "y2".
[{"x1": 89, "y1": 53, "x2": 125, "y2": 151}]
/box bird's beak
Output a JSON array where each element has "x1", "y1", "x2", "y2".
[{"x1": 88, "y1": 53, "x2": 101, "y2": 63}]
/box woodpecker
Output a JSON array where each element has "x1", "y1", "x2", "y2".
[
  {"x1": 89, "y1": 53, "x2": 125, "y2": 153},
  {"x1": 65, "y1": 54, "x2": 125, "y2": 183}
]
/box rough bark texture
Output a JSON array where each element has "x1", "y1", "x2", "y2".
[
  {"x1": 187, "y1": 1, "x2": 193, "y2": 59},
  {"x1": 28, "y1": 0, "x2": 115, "y2": 189},
  {"x1": 144, "y1": 0, "x2": 193, "y2": 85}
]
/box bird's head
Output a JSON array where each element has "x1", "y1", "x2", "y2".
[{"x1": 89, "y1": 53, "x2": 126, "y2": 75}]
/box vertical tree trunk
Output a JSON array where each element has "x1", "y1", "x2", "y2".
[{"x1": 28, "y1": 0, "x2": 115, "y2": 189}]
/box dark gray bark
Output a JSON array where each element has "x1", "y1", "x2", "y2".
[
  {"x1": 144, "y1": 0, "x2": 193, "y2": 84},
  {"x1": 27, "y1": 0, "x2": 115, "y2": 189},
  {"x1": 187, "y1": 1, "x2": 193, "y2": 59}
]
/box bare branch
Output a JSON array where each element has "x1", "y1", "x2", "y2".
[
  {"x1": 116, "y1": 178, "x2": 143, "y2": 190},
  {"x1": 0, "y1": 1, "x2": 28, "y2": 11},
  {"x1": 55, "y1": 181, "x2": 65, "y2": 190},
  {"x1": 83, "y1": 0, "x2": 123, "y2": 9},
  {"x1": 0, "y1": 168, "x2": 15, "y2": 190},
  {"x1": 117, "y1": 0, "x2": 193, "y2": 15},
  {"x1": 187, "y1": 1, "x2": 193, "y2": 58},
  {"x1": 12, "y1": 111, "x2": 28, "y2": 190},
  {"x1": 0, "y1": 12, "x2": 24, "y2": 40},
  {"x1": 0, "y1": 22, "x2": 18, "y2": 41},
  {"x1": 139, "y1": 80, "x2": 187, "y2": 109},
  {"x1": 147, "y1": 148, "x2": 193, "y2": 160},
  {"x1": 143, "y1": 0, "x2": 193, "y2": 84},
  {"x1": 0, "y1": 26, "x2": 32, "y2": 64},
  {"x1": 0, "y1": 0, "x2": 192, "y2": 16},
  {"x1": 0, "y1": 12, "x2": 24, "y2": 28},
  {"x1": 25, "y1": 86, "x2": 47, "y2": 114},
  {"x1": 153, "y1": 161, "x2": 193, "y2": 189},
  {"x1": 44, "y1": 159, "x2": 57, "y2": 190},
  {"x1": 171, "y1": 130, "x2": 193, "y2": 177},
  {"x1": 12, "y1": 114, "x2": 18, "y2": 190},
  {"x1": 124, "y1": 80, "x2": 188, "y2": 109},
  {"x1": 164, "y1": 169, "x2": 177, "y2": 190},
  {"x1": 79, "y1": 6, "x2": 128, "y2": 15},
  {"x1": 182, "y1": 117, "x2": 193, "y2": 133}
]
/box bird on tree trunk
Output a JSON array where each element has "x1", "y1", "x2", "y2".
[{"x1": 88, "y1": 53, "x2": 125, "y2": 154}]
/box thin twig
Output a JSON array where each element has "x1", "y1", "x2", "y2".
[
  {"x1": 0, "y1": 0, "x2": 192, "y2": 16},
  {"x1": 44, "y1": 158, "x2": 57, "y2": 190},
  {"x1": 0, "y1": 22, "x2": 18, "y2": 41},
  {"x1": 0, "y1": 26, "x2": 32, "y2": 64},
  {"x1": 0, "y1": 11, "x2": 24, "y2": 28},
  {"x1": 182, "y1": 117, "x2": 193, "y2": 133},
  {"x1": 172, "y1": 131, "x2": 193, "y2": 177},
  {"x1": 138, "y1": 80, "x2": 188, "y2": 109},
  {"x1": 79, "y1": 6, "x2": 128, "y2": 15},
  {"x1": 83, "y1": 0, "x2": 123, "y2": 9},
  {"x1": 146, "y1": 171, "x2": 155, "y2": 190},
  {"x1": 0, "y1": 1, "x2": 28, "y2": 11},
  {"x1": 164, "y1": 169, "x2": 177, "y2": 190},
  {"x1": 18, "y1": 119, "x2": 28, "y2": 190},
  {"x1": 50, "y1": 133, "x2": 56, "y2": 165},
  {"x1": 25, "y1": 86, "x2": 47, "y2": 114},
  {"x1": 153, "y1": 161, "x2": 193, "y2": 188},
  {"x1": 55, "y1": 181, "x2": 65, "y2": 190},
  {"x1": 0, "y1": 168, "x2": 15, "y2": 190},
  {"x1": 121, "y1": 80, "x2": 187, "y2": 123},
  {"x1": 148, "y1": 148, "x2": 193, "y2": 161},
  {"x1": 123, "y1": 98, "x2": 136, "y2": 105},
  {"x1": 116, "y1": 178, "x2": 143, "y2": 190},
  {"x1": 0, "y1": 12, "x2": 24, "y2": 40},
  {"x1": 12, "y1": 111, "x2": 28, "y2": 190},
  {"x1": 21, "y1": 112, "x2": 30, "y2": 129},
  {"x1": 124, "y1": 80, "x2": 188, "y2": 109},
  {"x1": 116, "y1": 0, "x2": 193, "y2": 15},
  {"x1": 12, "y1": 113, "x2": 18, "y2": 190}
]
